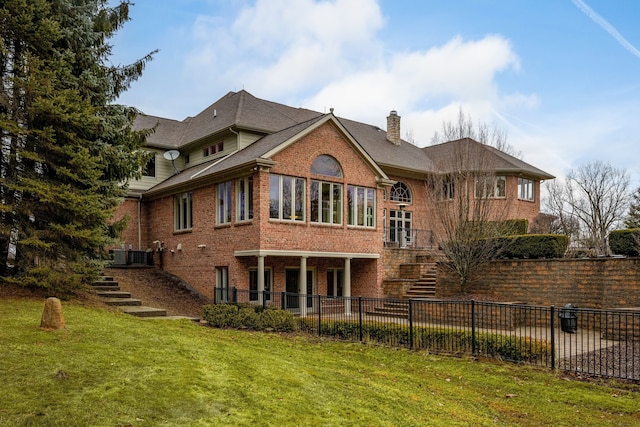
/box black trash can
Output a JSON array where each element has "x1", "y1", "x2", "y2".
[{"x1": 559, "y1": 303, "x2": 577, "y2": 333}]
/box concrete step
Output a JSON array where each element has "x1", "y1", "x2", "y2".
[
  {"x1": 96, "y1": 290, "x2": 131, "y2": 299},
  {"x1": 140, "y1": 316, "x2": 200, "y2": 321},
  {"x1": 97, "y1": 276, "x2": 115, "y2": 282},
  {"x1": 93, "y1": 280, "x2": 118, "y2": 286},
  {"x1": 366, "y1": 308, "x2": 408, "y2": 319},
  {"x1": 92, "y1": 285, "x2": 121, "y2": 291},
  {"x1": 120, "y1": 306, "x2": 167, "y2": 317},
  {"x1": 102, "y1": 297, "x2": 142, "y2": 306}
]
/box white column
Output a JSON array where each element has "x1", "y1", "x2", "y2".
[
  {"x1": 257, "y1": 255, "x2": 265, "y2": 305},
  {"x1": 299, "y1": 256, "x2": 308, "y2": 317},
  {"x1": 344, "y1": 257, "x2": 352, "y2": 315}
]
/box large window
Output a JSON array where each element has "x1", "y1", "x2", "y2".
[
  {"x1": 347, "y1": 185, "x2": 375, "y2": 227},
  {"x1": 269, "y1": 174, "x2": 305, "y2": 221},
  {"x1": 475, "y1": 175, "x2": 506, "y2": 199},
  {"x1": 174, "y1": 192, "x2": 192, "y2": 231},
  {"x1": 311, "y1": 154, "x2": 343, "y2": 177},
  {"x1": 310, "y1": 181, "x2": 342, "y2": 224},
  {"x1": 390, "y1": 181, "x2": 411, "y2": 203},
  {"x1": 249, "y1": 268, "x2": 272, "y2": 302},
  {"x1": 216, "y1": 181, "x2": 232, "y2": 225},
  {"x1": 236, "y1": 176, "x2": 253, "y2": 222},
  {"x1": 518, "y1": 177, "x2": 534, "y2": 201}
]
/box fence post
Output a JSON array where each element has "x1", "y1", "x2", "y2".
[
  {"x1": 358, "y1": 297, "x2": 363, "y2": 342},
  {"x1": 262, "y1": 290, "x2": 267, "y2": 310},
  {"x1": 550, "y1": 305, "x2": 555, "y2": 371},
  {"x1": 471, "y1": 300, "x2": 476, "y2": 357},
  {"x1": 409, "y1": 299, "x2": 414, "y2": 350},
  {"x1": 232, "y1": 287, "x2": 237, "y2": 303},
  {"x1": 318, "y1": 295, "x2": 322, "y2": 337},
  {"x1": 282, "y1": 292, "x2": 286, "y2": 310}
]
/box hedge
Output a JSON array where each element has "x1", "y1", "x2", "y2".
[
  {"x1": 496, "y1": 234, "x2": 569, "y2": 259},
  {"x1": 299, "y1": 319, "x2": 550, "y2": 363},
  {"x1": 609, "y1": 229, "x2": 640, "y2": 256},
  {"x1": 202, "y1": 304, "x2": 296, "y2": 332}
]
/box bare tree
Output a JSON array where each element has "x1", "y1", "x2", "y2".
[
  {"x1": 425, "y1": 139, "x2": 516, "y2": 293},
  {"x1": 543, "y1": 161, "x2": 631, "y2": 255},
  {"x1": 431, "y1": 108, "x2": 521, "y2": 158}
]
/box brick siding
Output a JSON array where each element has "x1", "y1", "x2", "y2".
[{"x1": 437, "y1": 257, "x2": 640, "y2": 309}]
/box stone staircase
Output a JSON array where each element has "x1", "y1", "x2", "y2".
[
  {"x1": 403, "y1": 262, "x2": 437, "y2": 299},
  {"x1": 91, "y1": 275, "x2": 191, "y2": 319},
  {"x1": 366, "y1": 300, "x2": 410, "y2": 319}
]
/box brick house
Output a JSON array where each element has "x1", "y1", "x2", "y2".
[{"x1": 113, "y1": 90, "x2": 553, "y2": 304}]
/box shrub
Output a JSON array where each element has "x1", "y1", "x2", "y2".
[
  {"x1": 609, "y1": 229, "x2": 640, "y2": 256},
  {"x1": 202, "y1": 304, "x2": 239, "y2": 328},
  {"x1": 202, "y1": 304, "x2": 295, "y2": 332},
  {"x1": 303, "y1": 320, "x2": 551, "y2": 363},
  {"x1": 496, "y1": 234, "x2": 569, "y2": 259},
  {"x1": 260, "y1": 307, "x2": 296, "y2": 332}
]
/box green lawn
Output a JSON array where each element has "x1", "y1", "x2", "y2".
[{"x1": 1, "y1": 299, "x2": 638, "y2": 426}]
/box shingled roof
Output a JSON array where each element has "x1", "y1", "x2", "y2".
[
  {"x1": 135, "y1": 90, "x2": 553, "y2": 196},
  {"x1": 422, "y1": 138, "x2": 554, "y2": 180}
]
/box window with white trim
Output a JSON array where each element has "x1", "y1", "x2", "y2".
[
  {"x1": 518, "y1": 177, "x2": 534, "y2": 201},
  {"x1": 475, "y1": 175, "x2": 506, "y2": 199},
  {"x1": 310, "y1": 181, "x2": 342, "y2": 224},
  {"x1": 347, "y1": 185, "x2": 375, "y2": 227},
  {"x1": 311, "y1": 154, "x2": 343, "y2": 177},
  {"x1": 236, "y1": 176, "x2": 253, "y2": 222},
  {"x1": 390, "y1": 182, "x2": 411, "y2": 203},
  {"x1": 174, "y1": 192, "x2": 192, "y2": 231},
  {"x1": 269, "y1": 174, "x2": 305, "y2": 221},
  {"x1": 216, "y1": 181, "x2": 232, "y2": 225}
]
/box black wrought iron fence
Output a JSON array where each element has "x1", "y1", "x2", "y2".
[{"x1": 213, "y1": 288, "x2": 640, "y2": 382}]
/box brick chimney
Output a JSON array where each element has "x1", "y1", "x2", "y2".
[{"x1": 386, "y1": 110, "x2": 401, "y2": 145}]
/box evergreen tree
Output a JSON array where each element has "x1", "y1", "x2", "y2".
[
  {"x1": 1, "y1": 0, "x2": 154, "y2": 294},
  {"x1": 625, "y1": 187, "x2": 640, "y2": 229}
]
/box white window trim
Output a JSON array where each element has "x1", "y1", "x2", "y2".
[
  {"x1": 518, "y1": 177, "x2": 535, "y2": 201},
  {"x1": 216, "y1": 181, "x2": 232, "y2": 225},
  {"x1": 475, "y1": 175, "x2": 506, "y2": 199},
  {"x1": 269, "y1": 174, "x2": 306, "y2": 221},
  {"x1": 174, "y1": 192, "x2": 193, "y2": 231},
  {"x1": 311, "y1": 180, "x2": 342, "y2": 225},
  {"x1": 347, "y1": 185, "x2": 376, "y2": 228},
  {"x1": 236, "y1": 176, "x2": 253, "y2": 222}
]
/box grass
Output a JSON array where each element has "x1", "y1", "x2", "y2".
[{"x1": 1, "y1": 299, "x2": 639, "y2": 426}]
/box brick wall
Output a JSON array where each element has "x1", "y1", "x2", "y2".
[
  {"x1": 437, "y1": 257, "x2": 640, "y2": 309},
  {"x1": 110, "y1": 196, "x2": 148, "y2": 250},
  {"x1": 127, "y1": 121, "x2": 387, "y2": 299}
]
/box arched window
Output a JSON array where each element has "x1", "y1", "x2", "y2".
[
  {"x1": 311, "y1": 155, "x2": 343, "y2": 178},
  {"x1": 390, "y1": 182, "x2": 412, "y2": 204}
]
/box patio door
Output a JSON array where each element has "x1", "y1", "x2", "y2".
[
  {"x1": 285, "y1": 268, "x2": 315, "y2": 310},
  {"x1": 389, "y1": 209, "x2": 412, "y2": 247}
]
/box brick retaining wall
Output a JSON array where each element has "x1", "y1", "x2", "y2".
[{"x1": 436, "y1": 258, "x2": 640, "y2": 309}]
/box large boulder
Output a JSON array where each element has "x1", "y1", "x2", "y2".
[{"x1": 40, "y1": 297, "x2": 65, "y2": 330}]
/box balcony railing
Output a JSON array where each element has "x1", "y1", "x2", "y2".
[{"x1": 384, "y1": 227, "x2": 436, "y2": 249}]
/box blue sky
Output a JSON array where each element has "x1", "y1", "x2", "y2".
[{"x1": 110, "y1": 0, "x2": 640, "y2": 186}]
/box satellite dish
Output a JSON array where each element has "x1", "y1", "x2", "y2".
[
  {"x1": 163, "y1": 150, "x2": 180, "y2": 161},
  {"x1": 163, "y1": 150, "x2": 181, "y2": 175}
]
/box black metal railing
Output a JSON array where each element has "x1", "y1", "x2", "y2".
[
  {"x1": 383, "y1": 227, "x2": 436, "y2": 249},
  {"x1": 213, "y1": 288, "x2": 640, "y2": 382}
]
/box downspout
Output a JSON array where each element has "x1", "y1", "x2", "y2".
[{"x1": 137, "y1": 193, "x2": 142, "y2": 249}]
